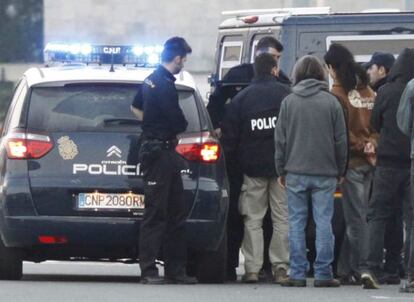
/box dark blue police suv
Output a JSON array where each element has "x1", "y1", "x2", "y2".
[{"x1": 0, "y1": 57, "x2": 228, "y2": 283}]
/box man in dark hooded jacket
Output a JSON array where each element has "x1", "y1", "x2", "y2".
[
  {"x1": 208, "y1": 36, "x2": 290, "y2": 281},
  {"x1": 361, "y1": 48, "x2": 414, "y2": 290},
  {"x1": 223, "y1": 53, "x2": 291, "y2": 284},
  {"x1": 364, "y1": 51, "x2": 402, "y2": 284}
]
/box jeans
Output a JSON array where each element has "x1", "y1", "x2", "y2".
[
  {"x1": 338, "y1": 165, "x2": 373, "y2": 277},
  {"x1": 286, "y1": 173, "x2": 337, "y2": 280},
  {"x1": 364, "y1": 166, "x2": 410, "y2": 276}
]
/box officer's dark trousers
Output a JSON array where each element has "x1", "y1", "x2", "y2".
[
  {"x1": 139, "y1": 149, "x2": 187, "y2": 278},
  {"x1": 364, "y1": 166, "x2": 410, "y2": 276},
  {"x1": 226, "y1": 156, "x2": 244, "y2": 271}
]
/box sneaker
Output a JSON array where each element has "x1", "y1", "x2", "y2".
[
  {"x1": 141, "y1": 275, "x2": 165, "y2": 285},
  {"x1": 165, "y1": 274, "x2": 198, "y2": 284},
  {"x1": 400, "y1": 279, "x2": 414, "y2": 293},
  {"x1": 314, "y1": 279, "x2": 341, "y2": 288},
  {"x1": 242, "y1": 273, "x2": 259, "y2": 283},
  {"x1": 361, "y1": 272, "x2": 380, "y2": 289},
  {"x1": 273, "y1": 267, "x2": 289, "y2": 284},
  {"x1": 280, "y1": 278, "x2": 307, "y2": 287}
]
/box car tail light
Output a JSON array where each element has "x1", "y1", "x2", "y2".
[
  {"x1": 4, "y1": 131, "x2": 53, "y2": 159},
  {"x1": 176, "y1": 132, "x2": 220, "y2": 163},
  {"x1": 38, "y1": 235, "x2": 68, "y2": 244}
]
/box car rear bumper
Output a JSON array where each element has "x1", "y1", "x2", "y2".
[{"x1": 0, "y1": 215, "x2": 225, "y2": 252}]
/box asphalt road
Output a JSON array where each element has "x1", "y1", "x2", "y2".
[{"x1": 0, "y1": 261, "x2": 412, "y2": 302}]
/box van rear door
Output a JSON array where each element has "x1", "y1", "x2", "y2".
[{"x1": 215, "y1": 31, "x2": 248, "y2": 81}]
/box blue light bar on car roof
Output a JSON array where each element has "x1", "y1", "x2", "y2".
[{"x1": 44, "y1": 43, "x2": 164, "y2": 66}]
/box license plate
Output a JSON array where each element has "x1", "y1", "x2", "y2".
[{"x1": 77, "y1": 192, "x2": 145, "y2": 210}]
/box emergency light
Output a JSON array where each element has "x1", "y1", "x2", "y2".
[{"x1": 44, "y1": 43, "x2": 163, "y2": 67}]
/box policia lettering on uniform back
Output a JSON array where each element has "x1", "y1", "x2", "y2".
[{"x1": 131, "y1": 37, "x2": 197, "y2": 285}]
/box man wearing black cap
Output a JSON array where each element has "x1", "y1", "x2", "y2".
[
  {"x1": 364, "y1": 51, "x2": 402, "y2": 285},
  {"x1": 365, "y1": 52, "x2": 395, "y2": 92},
  {"x1": 361, "y1": 49, "x2": 414, "y2": 289}
]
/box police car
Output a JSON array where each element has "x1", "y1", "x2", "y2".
[{"x1": 0, "y1": 44, "x2": 228, "y2": 282}]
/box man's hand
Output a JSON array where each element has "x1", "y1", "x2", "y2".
[
  {"x1": 278, "y1": 176, "x2": 286, "y2": 189},
  {"x1": 364, "y1": 142, "x2": 375, "y2": 155},
  {"x1": 338, "y1": 177, "x2": 345, "y2": 185},
  {"x1": 364, "y1": 142, "x2": 377, "y2": 166}
]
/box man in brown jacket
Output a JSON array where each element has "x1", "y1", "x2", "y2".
[{"x1": 324, "y1": 44, "x2": 377, "y2": 284}]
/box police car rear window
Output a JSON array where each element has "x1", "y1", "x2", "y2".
[{"x1": 27, "y1": 84, "x2": 200, "y2": 133}]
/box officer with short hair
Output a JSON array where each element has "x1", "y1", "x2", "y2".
[
  {"x1": 223, "y1": 53, "x2": 291, "y2": 283},
  {"x1": 131, "y1": 37, "x2": 197, "y2": 285},
  {"x1": 207, "y1": 36, "x2": 290, "y2": 281}
]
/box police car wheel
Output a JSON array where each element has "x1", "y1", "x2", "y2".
[
  {"x1": 0, "y1": 239, "x2": 22, "y2": 280},
  {"x1": 195, "y1": 230, "x2": 227, "y2": 284}
]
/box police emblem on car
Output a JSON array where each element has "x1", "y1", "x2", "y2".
[{"x1": 58, "y1": 136, "x2": 78, "y2": 160}]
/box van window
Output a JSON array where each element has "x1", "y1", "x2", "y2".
[
  {"x1": 219, "y1": 41, "x2": 243, "y2": 80},
  {"x1": 326, "y1": 34, "x2": 414, "y2": 63},
  {"x1": 223, "y1": 45, "x2": 241, "y2": 61},
  {"x1": 324, "y1": 34, "x2": 414, "y2": 86}
]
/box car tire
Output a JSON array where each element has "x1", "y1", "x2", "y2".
[
  {"x1": 195, "y1": 230, "x2": 227, "y2": 284},
  {"x1": 0, "y1": 240, "x2": 22, "y2": 280}
]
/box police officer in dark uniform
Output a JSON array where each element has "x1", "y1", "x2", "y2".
[
  {"x1": 131, "y1": 37, "x2": 196, "y2": 285},
  {"x1": 207, "y1": 36, "x2": 290, "y2": 281},
  {"x1": 223, "y1": 53, "x2": 291, "y2": 284}
]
